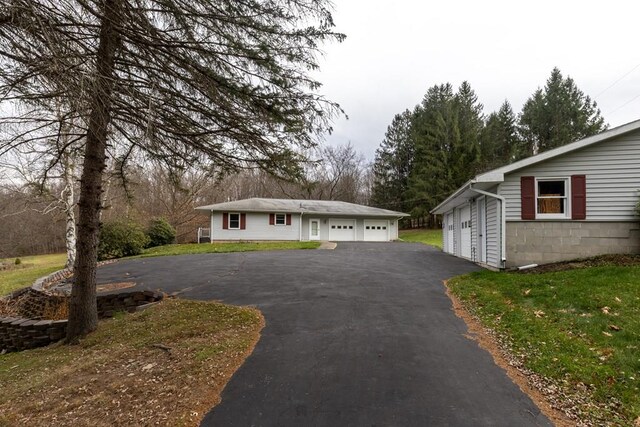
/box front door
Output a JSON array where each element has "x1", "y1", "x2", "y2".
[{"x1": 309, "y1": 219, "x2": 320, "y2": 240}]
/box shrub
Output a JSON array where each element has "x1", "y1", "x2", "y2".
[
  {"x1": 14, "y1": 258, "x2": 21, "y2": 265},
  {"x1": 146, "y1": 218, "x2": 176, "y2": 248},
  {"x1": 98, "y1": 220, "x2": 149, "y2": 260}
]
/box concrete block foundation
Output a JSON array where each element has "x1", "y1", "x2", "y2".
[{"x1": 506, "y1": 221, "x2": 640, "y2": 268}]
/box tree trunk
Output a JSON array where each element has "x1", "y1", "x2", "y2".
[
  {"x1": 62, "y1": 152, "x2": 77, "y2": 270},
  {"x1": 66, "y1": 0, "x2": 121, "y2": 344}
]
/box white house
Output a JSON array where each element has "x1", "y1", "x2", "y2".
[
  {"x1": 432, "y1": 119, "x2": 640, "y2": 269},
  {"x1": 195, "y1": 198, "x2": 409, "y2": 242}
]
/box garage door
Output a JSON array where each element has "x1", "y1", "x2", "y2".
[
  {"x1": 445, "y1": 213, "x2": 454, "y2": 254},
  {"x1": 364, "y1": 220, "x2": 389, "y2": 241},
  {"x1": 328, "y1": 219, "x2": 356, "y2": 241},
  {"x1": 460, "y1": 206, "x2": 471, "y2": 259}
]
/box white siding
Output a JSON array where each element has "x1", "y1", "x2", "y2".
[
  {"x1": 486, "y1": 197, "x2": 500, "y2": 268},
  {"x1": 500, "y1": 130, "x2": 640, "y2": 221},
  {"x1": 211, "y1": 212, "x2": 300, "y2": 241}
]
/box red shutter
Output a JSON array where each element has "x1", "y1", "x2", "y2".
[
  {"x1": 269, "y1": 213, "x2": 275, "y2": 225},
  {"x1": 222, "y1": 212, "x2": 228, "y2": 229},
  {"x1": 521, "y1": 176, "x2": 536, "y2": 220},
  {"x1": 286, "y1": 214, "x2": 292, "y2": 225},
  {"x1": 571, "y1": 175, "x2": 586, "y2": 220},
  {"x1": 240, "y1": 213, "x2": 246, "y2": 230}
]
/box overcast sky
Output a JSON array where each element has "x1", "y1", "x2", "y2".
[{"x1": 316, "y1": 0, "x2": 640, "y2": 160}]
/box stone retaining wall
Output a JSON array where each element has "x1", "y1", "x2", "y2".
[
  {"x1": 506, "y1": 221, "x2": 640, "y2": 267},
  {"x1": 0, "y1": 290, "x2": 163, "y2": 353}
]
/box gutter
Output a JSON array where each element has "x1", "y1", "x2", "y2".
[
  {"x1": 299, "y1": 211, "x2": 303, "y2": 241},
  {"x1": 469, "y1": 185, "x2": 507, "y2": 268}
]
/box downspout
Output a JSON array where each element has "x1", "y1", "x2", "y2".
[
  {"x1": 210, "y1": 209, "x2": 214, "y2": 243},
  {"x1": 469, "y1": 185, "x2": 507, "y2": 268}
]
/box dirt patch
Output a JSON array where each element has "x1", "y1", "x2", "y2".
[
  {"x1": 444, "y1": 280, "x2": 576, "y2": 427},
  {"x1": 516, "y1": 254, "x2": 640, "y2": 274},
  {"x1": 96, "y1": 281, "x2": 136, "y2": 292}
]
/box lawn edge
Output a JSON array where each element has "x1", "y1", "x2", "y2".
[{"x1": 443, "y1": 279, "x2": 575, "y2": 427}]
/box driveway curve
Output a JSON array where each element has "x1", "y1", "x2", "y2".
[{"x1": 97, "y1": 242, "x2": 551, "y2": 427}]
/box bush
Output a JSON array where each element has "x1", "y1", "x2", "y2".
[
  {"x1": 14, "y1": 258, "x2": 21, "y2": 265},
  {"x1": 98, "y1": 220, "x2": 149, "y2": 260},
  {"x1": 146, "y1": 218, "x2": 176, "y2": 248}
]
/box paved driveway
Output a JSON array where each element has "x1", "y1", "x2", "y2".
[{"x1": 97, "y1": 243, "x2": 551, "y2": 426}]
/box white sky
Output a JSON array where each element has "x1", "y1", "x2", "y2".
[{"x1": 317, "y1": 0, "x2": 640, "y2": 160}]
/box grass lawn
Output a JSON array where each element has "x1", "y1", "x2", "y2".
[
  {"x1": 139, "y1": 241, "x2": 320, "y2": 258},
  {"x1": 0, "y1": 299, "x2": 264, "y2": 426},
  {"x1": 449, "y1": 266, "x2": 640, "y2": 425},
  {"x1": 0, "y1": 254, "x2": 66, "y2": 296},
  {"x1": 399, "y1": 228, "x2": 443, "y2": 249}
]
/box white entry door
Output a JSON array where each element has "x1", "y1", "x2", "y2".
[
  {"x1": 364, "y1": 220, "x2": 389, "y2": 241},
  {"x1": 460, "y1": 206, "x2": 471, "y2": 259},
  {"x1": 328, "y1": 219, "x2": 356, "y2": 241},
  {"x1": 446, "y1": 213, "x2": 454, "y2": 254},
  {"x1": 309, "y1": 219, "x2": 320, "y2": 240}
]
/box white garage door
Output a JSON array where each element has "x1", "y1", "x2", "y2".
[
  {"x1": 445, "y1": 213, "x2": 454, "y2": 254},
  {"x1": 364, "y1": 220, "x2": 389, "y2": 241},
  {"x1": 328, "y1": 219, "x2": 356, "y2": 241},
  {"x1": 460, "y1": 206, "x2": 471, "y2": 259}
]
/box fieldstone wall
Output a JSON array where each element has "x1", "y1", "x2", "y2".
[
  {"x1": 0, "y1": 290, "x2": 163, "y2": 353},
  {"x1": 506, "y1": 221, "x2": 640, "y2": 267}
]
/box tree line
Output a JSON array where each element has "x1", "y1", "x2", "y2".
[{"x1": 370, "y1": 68, "x2": 607, "y2": 226}]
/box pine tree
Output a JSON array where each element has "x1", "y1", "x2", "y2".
[
  {"x1": 479, "y1": 100, "x2": 518, "y2": 171},
  {"x1": 518, "y1": 68, "x2": 606, "y2": 157},
  {"x1": 452, "y1": 81, "x2": 484, "y2": 184},
  {"x1": 370, "y1": 110, "x2": 414, "y2": 212}
]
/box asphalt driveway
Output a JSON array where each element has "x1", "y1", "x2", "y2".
[{"x1": 97, "y1": 242, "x2": 551, "y2": 426}]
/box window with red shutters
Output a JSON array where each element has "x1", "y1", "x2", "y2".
[
  {"x1": 222, "y1": 212, "x2": 228, "y2": 229},
  {"x1": 269, "y1": 213, "x2": 275, "y2": 225},
  {"x1": 240, "y1": 213, "x2": 246, "y2": 230},
  {"x1": 286, "y1": 214, "x2": 292, "y2": 225}
]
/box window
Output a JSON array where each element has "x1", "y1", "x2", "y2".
[
  {"x1": 537, "y1": 179, "x2": 569, "y2": 218},
  {"x1": 275, "y1": 213, "x2": 286, "y2": 225},
  {"x1": 229, "y1": 213, "x2": 240, "y2": 229}
]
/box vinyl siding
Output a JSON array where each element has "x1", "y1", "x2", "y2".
[
  {"x1": 486, "y1": 197, "x2": 500, "y2": 268},
  {"x1": 212, "y1": 212, "x2": 300, "y2": 240},
  {"x1": 500, "y1": 129, "x2": 640, "y2": 221}
]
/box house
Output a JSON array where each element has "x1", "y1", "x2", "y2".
[
  {"x1": 431, "y1": 119, "x2": 640, "y2": 269},
  {"x1": 195, "y1": 198, "x2": 409, "y2": 242}
]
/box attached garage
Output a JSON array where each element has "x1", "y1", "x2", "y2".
[
  {"x1": 363, "y1": 220, "x2": 389, "y2": 241},
  {"x1": 328, "y1": 219, "x2": 356, "y2": 241}
]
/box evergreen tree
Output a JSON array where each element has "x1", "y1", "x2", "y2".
[
  {"x1": 479, "y1": 100, "x2": 518, "y2": 171},
  {"x1": 370, "y1": 110, "x2": 414, "y2": 212},
  {"x1": 452, "y1": 81, "x2": 484, "y2": 184},
  {"x1": 518, "y1": 67, "x2": 606, "y2": 158}
]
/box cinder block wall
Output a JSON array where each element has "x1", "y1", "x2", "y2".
[{"x1": 506, "y1": 221, "x2": 640, "y2": 267}]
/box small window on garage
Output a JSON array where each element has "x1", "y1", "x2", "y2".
[
  {"x1": 383, "y1": 226, "x2": 387, "y2": 230},
  {"x1": 537, "y1": 179, "x2": 568, "y2": 217},
  {"x1": 349, "y1": 225, "x2": 353, "y2": 229},
  {"x1": 366, "y1": 226, "x2": 370, "y2": 229},
  {"x1": 274, "y1": 213, "x2": 286, "y2": 225}
]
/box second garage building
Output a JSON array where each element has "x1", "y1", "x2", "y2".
[{"x1": 195, "y1": 198, "x2": 409, "y2": 242}]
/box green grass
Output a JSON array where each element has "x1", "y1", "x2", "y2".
[
  {"x1": 139, "y1": 241, "x2": 320, "y2": 257},
  {"x1": 0, "y1": 299, "x2": 264, "y2": 426},
  {"x1": 399, "y1": 228, "x2": 443, "y2": 249},
  {"x1": 0, "y1": 254, "x2": 66, "y2": 296},
  {"x1": 449, "y1": 266, "x2": 640, "y2": 425}
]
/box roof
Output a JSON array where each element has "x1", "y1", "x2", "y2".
[
  {"x1": 195, "y1": 198, "x2": 409, "y2": 217},
  {"x1": 431, "y1": 118, "x2": 640, "y2": 214}
]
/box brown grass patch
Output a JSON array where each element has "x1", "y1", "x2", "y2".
[{"x1": 0, "y1": 299, "x2": 264, "y2": 426}]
